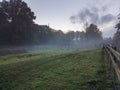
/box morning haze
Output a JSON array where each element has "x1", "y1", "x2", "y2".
[{"x1": 1, "y1": 0, "x2": 120, "y2": 90}]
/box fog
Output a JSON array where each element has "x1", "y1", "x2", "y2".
[{"x1": 0, "y1": 39, "x2": 105, "y2": 56}]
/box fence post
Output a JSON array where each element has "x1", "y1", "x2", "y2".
[{"x1": 103, "y1": 45, "x2": 120, "y2": 90}]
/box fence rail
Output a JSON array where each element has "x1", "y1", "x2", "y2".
[{"x1": 103, "y1": 45, "x2": 120, "y2": 90}]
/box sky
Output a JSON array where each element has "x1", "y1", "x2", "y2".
[{"x1": 1, "y1": 0, "x2": 120, "y2": 37}]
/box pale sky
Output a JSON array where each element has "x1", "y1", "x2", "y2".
[{"x1": 1, "y1": 0, "x2": 120, "y2": 37}]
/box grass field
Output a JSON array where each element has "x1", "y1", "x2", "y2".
[{"x1": 0, "y1": 49, "x2": 112, "y2": 90}]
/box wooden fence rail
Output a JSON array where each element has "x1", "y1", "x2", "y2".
[{"x1": 103, "y1": 45, "x2": 120, "y2": 90}]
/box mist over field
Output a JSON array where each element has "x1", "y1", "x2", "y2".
[{"x1": 1, "y1": 0, "x2": 120, "y2": 90}]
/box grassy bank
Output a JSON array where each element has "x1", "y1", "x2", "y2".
[{"x1": 0, "y1": 49, "x2": 112, "y2": 90}]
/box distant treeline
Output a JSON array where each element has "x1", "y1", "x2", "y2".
[{"x1": 0, "y1": 0, "x2": 104, "y2": 46}]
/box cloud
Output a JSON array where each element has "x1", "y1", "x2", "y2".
[
  {"x1": 70, "y1": 6, "x2": 116, "y2": 29},
  {"x1": 102, "y1": 6, "x2": 108, "y2": 12},
  {"x1": 70, "y1": 7, "x2": 100, "y2": 25},
  {"x1": 101, "y1": 14, "x2": 115, "y2": 24},
  {"x1": 78, "y1": 8, "x2": 99, "y2": 24}
]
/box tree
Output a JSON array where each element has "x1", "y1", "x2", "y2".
[
  {"x1": 85, "y1": 24, "x2": 102, "y2": 41},
  {"x1": 115, "y1": 13, "x2": 120, "y2": 31},
  {"x1": 3, "y1": 0, "x2": 36, "y2": 24},
  {"x1": 113, "y1": 14, "x2": 120, "y2": 48},
  {"x1": 50, "y1": 30, "x2": 65, "y2": 45},
  {"x1": 0, "y1": 0, "x2": 36, "y2": 45},
  {"x1": 83, "y1": 24, "x2": 103, "y2": 47},
  {"x1": 8, "y1": 0, "x2": 36, "y2": 44},
  {"x1": 0, "y1": 5, "x2": 8, "y2": 26},
  {"x1": 0, "y1": 1, "x2": 10, "y2": 44},
  {"x1": 65, "y1": 31, "x2": 74, "y2": 44}
]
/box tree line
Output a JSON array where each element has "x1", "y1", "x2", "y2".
[{"x1": 0, "y1": 0, "x2": 103, "y2": 46}]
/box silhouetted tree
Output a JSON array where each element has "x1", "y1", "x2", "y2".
[
  {"x1": 82, "y1": 24, "x2": 103, "y2": 47},
  {"x1": 76, "y1": 31, "x2": 85, "y2": 41},
  {"x1": 115, "y1": 13, "x2": 120, "y2": 31},
  {"x1": 113, "y1": 31, "x2": 120, "y2": 47},
  {"x1": 113, "y1": 13, "x2": 120, "y2": 48},
  {"x1": 65, "y1": 31, "x2": 74, "y2": 44},
  {"x1": 0, "y1": 1, "x2": 10, "y2": 44},
  {"x1": 8, "y1": 0, "x2": 36, "y2": 24},
  {"x1": 0, "y1": 0, "x2": 36, "y2": 45},
  {"x1": 85, "y1": 24, "x2": 102, "y2": 41},
  {"x1": 50, "y1": 30, "x2": 65, "y2": 45}
]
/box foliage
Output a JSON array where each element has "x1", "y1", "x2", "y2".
[
  {"x1": 85, "y1": 24, "x2": 103, "y2": 41},
  {"x1": 0, "y1": 0, "x2": 36, "y2": 45},
  {"x1": 113, "y1": 14, "x2": 120, "y2": 49}
]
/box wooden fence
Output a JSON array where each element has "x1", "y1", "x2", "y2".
[{"x1": 103, "y1": 45, "x2": 120, "y2": 90}]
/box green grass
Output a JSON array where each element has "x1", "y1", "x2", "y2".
[{"x1": 0, "y1": 49, "x2": 112, "y2": 90}]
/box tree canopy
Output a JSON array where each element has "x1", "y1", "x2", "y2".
[
  {"x1": 85, "y1": 24, "x2": 103, "y2": 41},
  {"x1": 113, "y1": 14, "x2": 120, "y2": 47},
  {"x1": 0, "y1": 0, "x2": 36, "y2": 45}
]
